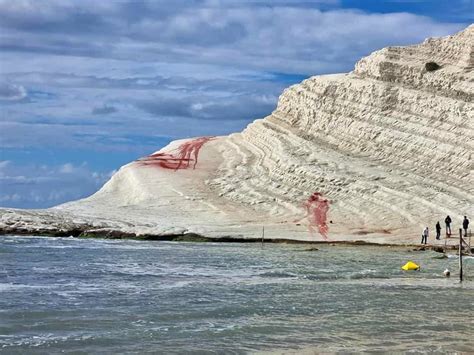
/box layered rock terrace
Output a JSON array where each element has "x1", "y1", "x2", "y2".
[{"x1": 1, "y1": 25, "x2": 473, "y2": 244}]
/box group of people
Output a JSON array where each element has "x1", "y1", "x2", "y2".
[{"x1": 421, "y1": 215, "x2": 470, "y2": 244}]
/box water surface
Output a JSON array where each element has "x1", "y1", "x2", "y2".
[{"x1": 1, "y1": 236, "x2": 473, "y2": 353}]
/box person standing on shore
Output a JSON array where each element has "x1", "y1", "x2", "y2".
[
  {"x1": 435, "y1": 221, "x2": 441, "y2": 240},
  {"x1": 445, "y1": 215, "x2": 452, "y2": 236},
  {"x1": 462, "y1": 216, "x2": 469, "y2": 237},
  {"x1": 421, "y1": 227, "x2": 429, "y2": 244}
]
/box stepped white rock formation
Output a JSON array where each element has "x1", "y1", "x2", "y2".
[{"x1": 1, "y1": 25, "x2": 473, "y2": 244}]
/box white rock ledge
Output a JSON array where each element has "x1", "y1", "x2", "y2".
[{"x1": 1, "y1": 25, "x2": 473, "y2": 246}]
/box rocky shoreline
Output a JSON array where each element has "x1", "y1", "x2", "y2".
[{"x1": 2, "y1": 227, "x2": 470, "y2": 254}]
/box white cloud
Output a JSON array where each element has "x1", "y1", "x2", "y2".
[
  {"x1": 0, "y1": 82, "x2": 27, "y2": 100},
  {"x1": 0, "y1": 161, "x2": 113, "y2": 208},
  {"x1": 59, "y1": 163, "x2": 74, "y2": 173},
  {"x1": 0, "y1": 193, "x2": 21, "y2": 202},
  {"x1": 0, "y1": 2, "x2": 465, "y2": 75}
]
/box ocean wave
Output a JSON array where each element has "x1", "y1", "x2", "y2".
[{"x1": 258, "y1": 271, "x2": 298, "y2": 278}]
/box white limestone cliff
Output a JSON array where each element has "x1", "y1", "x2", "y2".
[{"x1": 1, "y1": 25, "x2": 473, "y2": 244}]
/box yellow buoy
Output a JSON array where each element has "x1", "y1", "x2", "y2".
[{"x1": 401, "y1": 261, "x2": 420, "y2": 271}]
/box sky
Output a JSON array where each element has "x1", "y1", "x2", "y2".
[{"x1": 0, "y1": 0, "x2": 472, "y2": 209}]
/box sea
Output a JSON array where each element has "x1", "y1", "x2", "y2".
[{"x1": 1, "y1": 235, "x2": 473, "y2": 354}]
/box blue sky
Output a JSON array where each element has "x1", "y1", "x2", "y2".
[{"x1": 0, "y1": 0, "x2": 471, "y2": 208}]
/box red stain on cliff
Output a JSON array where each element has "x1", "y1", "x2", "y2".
[
  {"x1": 303, "y1": 192, "x2": 330, "y2": 239},
  {"x1": 138, "y1": 136, "x2": 214, "y2": 170}
]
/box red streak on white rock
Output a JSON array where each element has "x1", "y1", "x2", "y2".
[
  {"x1": 303, "y1": 192, "x2": 330, "y2": 239},
  {"x1": 138, "y1": 136, "x2": 215, "y2": 170}
]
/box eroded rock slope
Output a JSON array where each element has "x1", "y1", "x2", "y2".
[{"x1": 1, "y1": 25, "x2": 473, "y2": 244}]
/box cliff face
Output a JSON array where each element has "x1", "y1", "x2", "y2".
[
  {"x1": 1, "y1": 25, "x2": 473, "y2": 243},
  {"x1": 209, "y1": 24, "x2": 473, "y2": 240}
]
